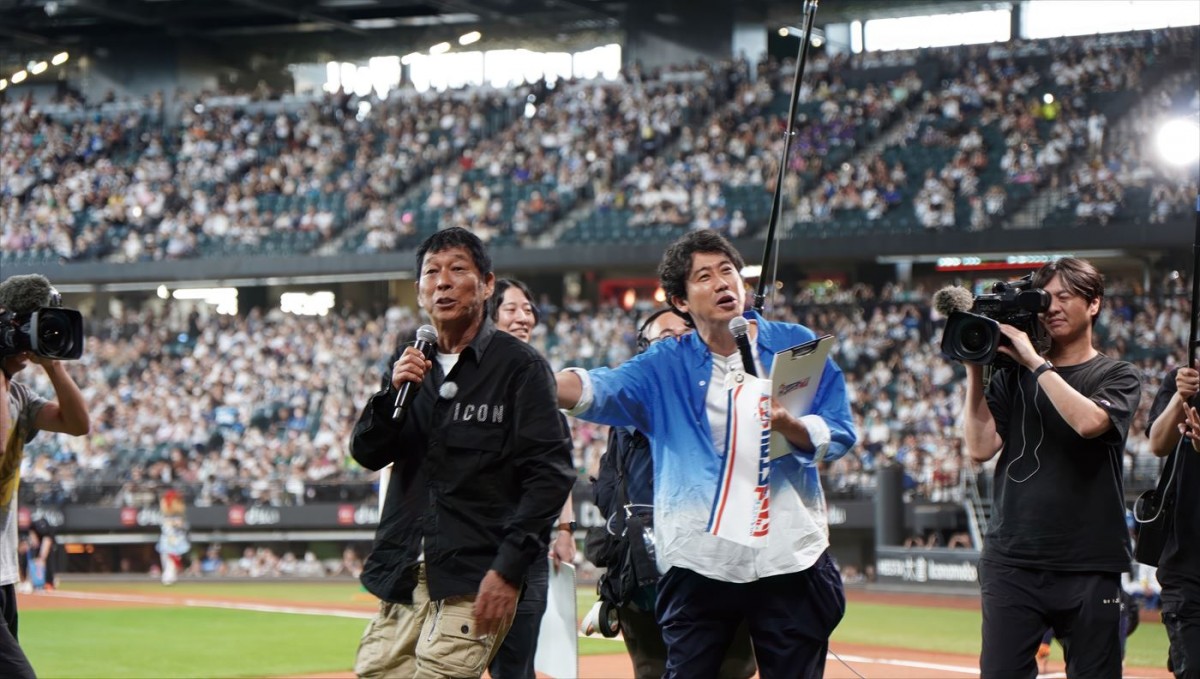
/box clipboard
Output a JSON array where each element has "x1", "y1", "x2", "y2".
[{"x1": 767, "y1": 334, "x2": 834, "y2": 460}]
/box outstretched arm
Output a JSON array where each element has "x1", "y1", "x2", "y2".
[{"x1": 555, "y1": 370, "x2": 582, "y2": 410}]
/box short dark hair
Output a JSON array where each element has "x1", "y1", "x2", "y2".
[
  {"x1": 415, "y1": 227, "x2": 492, "y2": 278},
  {"x1": 657, "y1": 229, "x2": 746, "y2": 321},
  {"x1": 636, "y1": 307, "x2": 688, "y2": 353},
  {"x1": 1032, "y1": 257, "x2": 1104, "y2": 324},
  {"x1": 489, "y1": 278, "x2": 540, "y2": 326}
]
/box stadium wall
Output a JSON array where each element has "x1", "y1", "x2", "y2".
[{"x1": 5, "y1": 217, "x2": 1192, "y2": 289}]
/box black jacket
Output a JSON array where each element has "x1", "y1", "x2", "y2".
[{"x1": 351, "y1": 319, "x2": 575, "y2": 603}]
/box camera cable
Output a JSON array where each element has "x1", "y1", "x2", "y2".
[
  {"x1": 827, "y1": 648, "x2": 868, "y2": 678},
  {"x1": 1007, "y1": 375, "x2": 1045, "y2": 483}
]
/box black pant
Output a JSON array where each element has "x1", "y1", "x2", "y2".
[
  {"x1": 488, "y1": 558, "x2": 549, "y2": 679},
  {"x1": 619, "y1": 601, "x2": 756, "y2": 679},
  {"x1": 979, "y1": 560, "x2": 1121, "y2": 679},
  {"x1": 656, "y1": 551, "x2": 845, "y2": 679},
  {"x1": 0, "y1": 584, "x2": 35, "y2": 679},
  {"x1": 1162, "y1": 594, "x2": 1200, "y2": 679}
]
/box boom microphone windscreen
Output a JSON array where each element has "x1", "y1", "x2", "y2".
[
  {"x1": 933, "y1": 286, "x2": 975, "y2": 318},
  {"x1": 0, "y1": 274, "x2": 54, "y2": 314}
]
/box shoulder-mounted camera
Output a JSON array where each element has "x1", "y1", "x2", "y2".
[{"x1": 940, "y1": 274, "x2": 1050, "y2": 366}]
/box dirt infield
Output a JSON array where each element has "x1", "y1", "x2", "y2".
[{"x1": 19, "y1": 588, "x2": 1172, "y2": 678}]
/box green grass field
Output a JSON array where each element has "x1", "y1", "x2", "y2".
[
  {"x1": 19, "y1": 581, "x2": 1171, "y2": 677},
  {"x1": 24, "y1": 607, "x2": 365, "y2": 678}
]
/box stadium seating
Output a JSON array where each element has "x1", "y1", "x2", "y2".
[
  {"x1": 4, "y1": 26, "x2": 1194, "y2": 264},
  {"x1": 16, "y1": 279, "x2": 1188, "y2": 509}
]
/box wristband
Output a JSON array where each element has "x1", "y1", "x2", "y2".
[
  {"x1": 557, "y1": 521, "x2": 577, "y2": 532},
  {"x1": 1032, "y1": 361, "x2": 1056, "y2": 380}
]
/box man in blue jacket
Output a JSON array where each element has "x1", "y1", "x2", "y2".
[{"x1": 557, "y1": 229, "x2": 857, "y2": 679}]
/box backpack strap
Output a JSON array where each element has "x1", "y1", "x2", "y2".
[{"x1": 608, "y1": 426, "x2": 630, "y2": 529}]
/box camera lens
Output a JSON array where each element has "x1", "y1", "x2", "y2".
[
  {"x1": 946, "y1": 315, "x2": 998, "y2": 363},
  {"x1": 960, "y1": 323, "x2": 988, "y2": 354},
  {"x1": 38, "y1": 313, "x2": 72, "y2": 356},
  {"x1": 941, "y1": 311, "x2": 1001, "y2": 365}
]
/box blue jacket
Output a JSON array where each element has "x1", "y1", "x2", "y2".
[{"x1": 573, "y1": 312, "x2": 856, "y2": 582}]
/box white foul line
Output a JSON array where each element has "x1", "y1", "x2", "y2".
[
  {"x1": 36, "y1": 590, "x2": 374, "y2": 620},
  {"x1": 835, "y1": 653, "x2": 982, "y2": 676}
]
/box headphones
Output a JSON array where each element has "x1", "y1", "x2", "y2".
[{"x1": 636, "y1": 308, "x2": 685, "y2": 354}]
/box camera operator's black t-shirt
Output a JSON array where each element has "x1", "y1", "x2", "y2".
[
  {"x1": 983, "y1": 353, "x2": 1140, "y2": 572},
  {"x1": 1145, "y1": 367, "x2": 1200, "y2": 600}
]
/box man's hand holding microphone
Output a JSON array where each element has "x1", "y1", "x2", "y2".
[{"x1": 390, "y1": 325, "x2": 438, "y2": 425}]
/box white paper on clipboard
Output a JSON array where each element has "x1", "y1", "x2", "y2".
[
  {"x1": 533, "y1": 560, "x2": 578, "y2": 678},
  {"x1": 767, "y1": 334, "x2": 834, "y2": 460}
]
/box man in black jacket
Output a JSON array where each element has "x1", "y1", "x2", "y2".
[
  {"x1": 349, "y1": 227, "x2": 575, "y2": 678},
  {"x1": 1146, "y1": 361, "x2": 1200, "y2": 679}
]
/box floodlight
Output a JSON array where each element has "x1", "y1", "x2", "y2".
[{"x1": 1155, "y1": 118, "x2": 1200, "y2": 167}]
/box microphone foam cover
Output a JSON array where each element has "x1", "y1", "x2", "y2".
[{"x1": 728, "y1": 315, "x2": 749, "y2": 337}]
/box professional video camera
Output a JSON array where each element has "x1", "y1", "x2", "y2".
[
  {"x1": 939, "y1": 275, "x2": 1051, "y2": 366},
  {"x1": 0, "y1": 275, "x2": 85, "y2": 361},
  {"x1": 0, "y1": 307, "x2": 85, "y2": 361}
]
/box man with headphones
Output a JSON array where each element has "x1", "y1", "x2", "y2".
[{"x1": 962, "y1": 257, "x2": 1142, "y2": 678}]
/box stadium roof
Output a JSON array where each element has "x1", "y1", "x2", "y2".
[{"x1": 0, "y1": 0, "x2": 998, "y2": 59}]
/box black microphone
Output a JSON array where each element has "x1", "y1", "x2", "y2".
[
  {"x1": 932, "y1": 286, "x2": 975, "y2": 318},
  {"x1": 728, "y1": 316, "x2": 757, "y2": 377},
  {"x1": 392, "y1": 325, "x2": 439, "y2": 424}
]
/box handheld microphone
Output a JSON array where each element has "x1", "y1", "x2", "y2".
[
  {"x1": 728, "y1": 316, "x2": 757, "y2": 377},
  {"x1": 932, "y1": 286, "x2": 975, "y2": 318},
  {"x1": 392, "y1": 325, "x2": 439, "y2": 424}
]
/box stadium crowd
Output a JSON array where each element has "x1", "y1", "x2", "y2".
[
  {"x1": 2, "y1": 26, "x2": 1195, "y2": 264},
  {"x1": 17, "y1": 271, "x2": 1190, "y2": 513}
]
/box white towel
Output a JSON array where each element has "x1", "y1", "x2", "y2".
[{"x1": 706, "y1": 372, "x2": 773, "y2": 548}]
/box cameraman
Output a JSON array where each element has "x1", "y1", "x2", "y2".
[
  {"x1": 0, "y1": 274, "x2": 91, "y2": 678},
  {"x1": 962, "y1": 258, "x2": 1141, "y2": 679}
]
